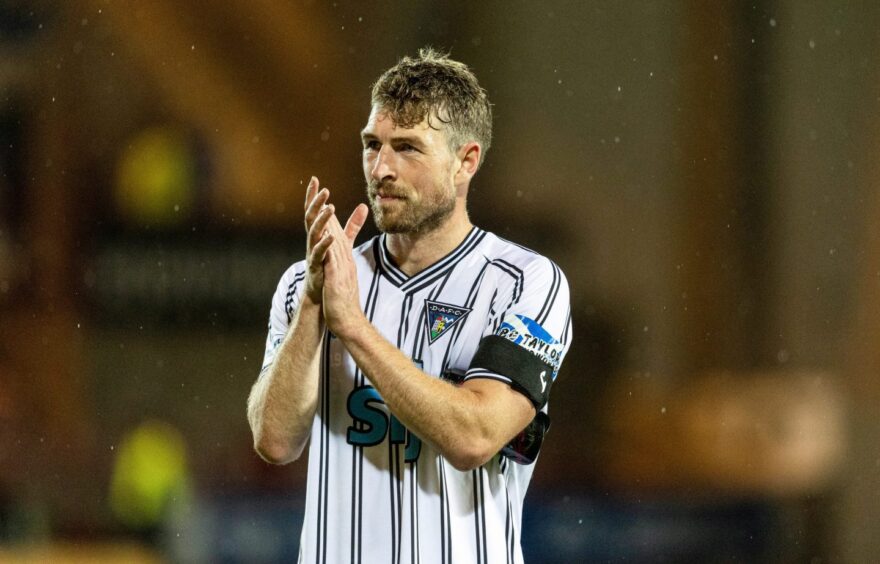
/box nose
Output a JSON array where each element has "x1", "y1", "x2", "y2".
[{"x1": 368, "y1": 146, "x2": 396, "y2": 183}]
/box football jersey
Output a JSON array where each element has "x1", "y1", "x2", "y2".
[{"x1": 261, "y1": 226, "x2": 572, "y2": 564}]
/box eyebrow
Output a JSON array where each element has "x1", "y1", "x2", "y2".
[{"x1": 360, "y1": 131, "x2": 427, "y2": 149}]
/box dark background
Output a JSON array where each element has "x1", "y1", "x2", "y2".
[{"x1": 2, "y1": 1, "x2": 878, "y2": 562}]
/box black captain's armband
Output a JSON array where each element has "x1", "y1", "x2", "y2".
[{"x1": 469, "y1": 335, "x2": 556, "y2": 409}]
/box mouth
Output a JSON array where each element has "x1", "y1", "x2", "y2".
[
  {"x1": 368, "y1": 180, "x2": 408, "y2": 206},
  {"x1": 374, "y1": 192, "x2": 406, "y2": 203}
]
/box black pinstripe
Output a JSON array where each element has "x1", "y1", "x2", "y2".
[
  {"x1": 561, "y1": 305, "x2": 572, "y2": 346},
  {"x1": 472, "y1": 469, "x2": 483, "y2": 564},
  {"x1": 440, "y1": 459, "x2": 452, "y2": 563},
  {"x1": 284, "y1": 272, "x2": 306, "y2": 323},
  {"x1": 351, "y1": 265, "x2": 382, "y2": 564},
  {"x1": 315, "y1": 331, "x2": 331, "y2": 564},
  {"x1": 536, "y1": 262, "x2": 562, "y2": 325},
  {"x1": 479, "y1": 467, "x2": 488, "y2": 564},
  {"x1": 505, "y1": 479, "x2": 514, "y2": 564},
  {"x1": 439, "y1": 457, "x2": 446, "y2": 564},
  {"x1": 413, "y1": 458, "x2": 420, "y2": 564},
  {"x1": 389, "y1": 437, "x2": 400, "y2": 564},
  {"x1": 392, "y1": 286, "x2": 421, "y2": 564},
  {"x1": 488, "y1": 258, "x2": 525, "y2": 305}
]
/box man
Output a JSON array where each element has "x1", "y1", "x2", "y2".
[{"x1": 248, "y1": 48, "x2": 572, "y2": 564}]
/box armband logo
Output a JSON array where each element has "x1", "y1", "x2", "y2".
[
  {"x1": 496, "y1": 314, "x2": 563, "y2": 378},
  {"x1": 424, "y1": 300, "x2": 472, "y2": 344}
]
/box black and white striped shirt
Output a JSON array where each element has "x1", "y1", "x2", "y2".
[{"x1": 262, "y1": 227, "x2": 572, "y2": 564}]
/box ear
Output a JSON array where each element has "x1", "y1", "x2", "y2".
[{"x1": 454, "y1": 142, "x2": 482, "y2": 186}]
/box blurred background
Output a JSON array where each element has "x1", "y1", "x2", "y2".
[{"x1": 1, "y1": 0, "x2": 878, "y2": 562}]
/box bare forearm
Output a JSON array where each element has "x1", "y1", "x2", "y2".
[
  {"x1": 317, "y1": 201, "x2": 531, "y2": 470},
  {"x1": 338, "y1": 316, "x2": 529, "y2": 470},
  {"x1": 248, "y1": 297, "x2": 324, "y2": 464}
]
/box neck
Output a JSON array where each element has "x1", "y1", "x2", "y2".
[{"x1": 385, "y1": 204, "x2": 473, "y2": 276}]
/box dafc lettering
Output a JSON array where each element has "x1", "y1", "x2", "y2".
[
  {"x1": 346, "y1": 385, "x2": 422, "y2": 462},
  {"x1": 431, "y1": 305, "x2": 465, "y2": 316}
]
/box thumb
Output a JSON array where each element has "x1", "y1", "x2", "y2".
[{"x1": 344, "y1": 203, "x2": 370, "y2": 242}]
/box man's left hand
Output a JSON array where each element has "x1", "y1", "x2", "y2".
[{"x1": 322, "y1": 200, "x2": 370, "y2": 338}]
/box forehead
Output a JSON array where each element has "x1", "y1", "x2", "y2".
[{"x1": 362, "y1": 105, "x2": 447, "y2": 143}]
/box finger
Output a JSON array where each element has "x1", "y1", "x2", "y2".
[
  {"x1": 325, "y1": 224, "x2": 346, "y2": 263},
  {"x1": 304, "y1": 188, "x2": 330, "y2": 232},
  {"x1": 303, "y1": 176, "x2": 319, "y2": 212},
  {"x1": 344, "y1": 203, "x2": 370, "y2": 242},
  {"x1": 308, "y1": 203, "x2": 335, "y2": 247},
  {"x1": 310, "y1": 231, "x2": 334, "y2": 263},
  {"x1": 305, "y1": 187, "x2": 329, "y2": 223},
  {"x1": 325, "y1": 210, "x2": 348, "y2": 244},
  {"x1": 325, "y1": 209, "x2": 345, "y2": 232}
]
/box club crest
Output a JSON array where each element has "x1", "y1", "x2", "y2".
[{"x1": 424, "y1": 300, "x2": 472, "y2": 344}]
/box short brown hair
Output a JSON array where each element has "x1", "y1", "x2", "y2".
[{"x1": 371, "y1": 47, "x2": 493, "y2": 165}]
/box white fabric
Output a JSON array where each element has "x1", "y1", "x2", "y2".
[{"x1": 261, "y1": 227, "x2": 572, "y2": 564}]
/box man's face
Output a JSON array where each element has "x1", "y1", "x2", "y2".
[{"x1": 361, "y1": 105, "x2": 458, "y2": 235}]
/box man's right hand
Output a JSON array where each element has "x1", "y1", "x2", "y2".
[{"x1": 303, "y1": 176, "x2": 337, "y2": 304}]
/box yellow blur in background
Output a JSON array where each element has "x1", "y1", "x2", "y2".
[
  {"x1": 109, "y1": 419, "x2": 191, "y2": 530},
  {"x1": 115, "y1": 127, "x2": 197, "y2": 228}
]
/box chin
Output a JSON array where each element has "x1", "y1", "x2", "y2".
[
  {"x1": 372, "y1": 210, "x2": 408, "y2": 234},
  {"x1": 376, "y1": 221, "x2": 410, "y2": 234}
]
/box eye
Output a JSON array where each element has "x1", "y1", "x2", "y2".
[
  {"x1": 363, "y1": 139, "x2": 380, "y2": 151},
  {"x1": 397, "y1": 143, "x2": 418, "y2": 153}
]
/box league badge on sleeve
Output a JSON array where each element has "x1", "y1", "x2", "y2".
[{"x1": 424, "y1": 300, "x2": 472, "y2": 344}]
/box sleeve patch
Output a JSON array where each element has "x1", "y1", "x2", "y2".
[{"x1": 497, "y1": 314, "x2": 563, "y2": 379}]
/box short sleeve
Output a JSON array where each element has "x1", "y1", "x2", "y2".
[
  {"x1": 260, "y1": 264, "x2": 306, "y2": 374},
  {"x1": 465, "y1": 257, "x2": 572, "y2": 409}
]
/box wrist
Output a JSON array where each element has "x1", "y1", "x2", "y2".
[
  {"x1": 331, "y1": 309, "x2": 369, "y2": 341},
  {"x1": 298, "y1": 294, "x2": 325, "y2": 323}
]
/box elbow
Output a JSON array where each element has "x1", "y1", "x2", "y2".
[
  {"x1": 443, "y1": 438, "x2": 497, "y2": 472},
  {"x1": 247, "y1": 394, "x2": 305, "y2": 465},
  {"x1": 254, "y1": 439, "x2": 299, "y2": 465},
  {"x1": 252, "y1": 434, "x2": 303, "y2": 466}
]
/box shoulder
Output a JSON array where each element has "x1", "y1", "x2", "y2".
[{"x1": 478, "y1": 230, "x2": 567, "y2": 285}]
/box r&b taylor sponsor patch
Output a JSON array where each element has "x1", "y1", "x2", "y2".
[{"x1": 496, "y1": 314, "x2": 563, "y2": 379}]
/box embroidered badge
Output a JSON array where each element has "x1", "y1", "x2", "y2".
[{"x1": 424, "y1": 300, "x2": 472, "y2": 344}]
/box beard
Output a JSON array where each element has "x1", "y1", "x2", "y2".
[{"x1": 366, "y1": 178, "x2": 456, "y2": 235}]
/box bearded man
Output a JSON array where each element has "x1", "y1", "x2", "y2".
[{"x1": 248, "y1": 48, "x2": 572, "y2": 564}]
